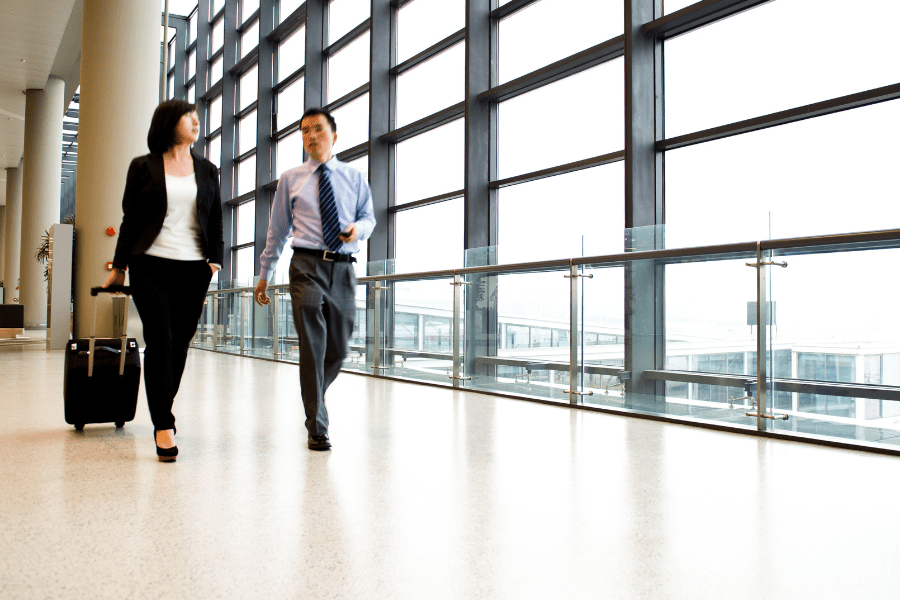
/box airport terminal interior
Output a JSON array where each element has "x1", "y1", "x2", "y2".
[{"x1": 2, "y1": 0, "x2": 900, "y2": 598}]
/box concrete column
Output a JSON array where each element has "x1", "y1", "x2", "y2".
[
  {"x1": 0, "y1": 206, "x2": 5, "y2": 286},
  {"x1": 4, "y1": 164, "x2": 23, "y2": 304},
  {"x1": 20, "y1": 77, "x2": 64, "y2": 327},
  {"x1": 74, "y1": 0, "x2": 159, "y2": 338}
]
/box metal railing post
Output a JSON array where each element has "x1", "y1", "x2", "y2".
[
  {"x1": 565, "y1": 262, "x2": 592, "y2": 404},
  {"x1": 272, "y1": 289, "x2": 282, "y2": 358},
  {"x1": 746, "y1": 242, "x2": 789, "y2": 429},
  {"x1": 213, "y1": 294, "x2": 221, "y2": 349},
  {"x1": 373, "y1": 280, "x2": 388, "y2": 373},
  {"x1": 240, "y1": 291, "x2": 248, "y2": 355}
]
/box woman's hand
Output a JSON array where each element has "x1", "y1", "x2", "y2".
[
  {"x1": 102, "y1": 268, "x2": 126, "y2": 288},
  {"x1": 210, "y1": 263, "x2": 220, "y2": 275}
]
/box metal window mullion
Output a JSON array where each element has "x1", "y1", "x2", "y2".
[
  {"x1": 219, "y1": 0, "x2": 239, "y2": 279},
  {"x1": 273, "y1": 66, "x2": 306, "y2": 94},
  {"x1": 490, "y1": 151, "x2": 625, "y2": 189},
  {"x1": 305, "y1": 0, "x2": 326, "y2": 110},
  {"x1": 324, "y1": 18, "x2": 371, "y2": 57},
  {"x1": 256, "y1": 0, "x2": 276, "y2": 284}
]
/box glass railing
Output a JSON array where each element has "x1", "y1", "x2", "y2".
[{"x1": 192, "y1": 228, "x2": 900, "y2": 452}]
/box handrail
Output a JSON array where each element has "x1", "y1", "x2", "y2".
[
  {"x1": 195, "y1": 227, "x2": 900, "y2": 452},
  {"x1": 204, "y1": 228, "x2": 900, "y2": 289}
]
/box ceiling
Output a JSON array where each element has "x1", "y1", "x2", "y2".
[{"x1": 0, "y1": 0, "x2": 83, "y2": 206}]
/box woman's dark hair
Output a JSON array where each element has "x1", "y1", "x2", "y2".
[
  {"x1": 147, "y1": 100, "x2": 197, "y2": 154},
  {"x1": 301, "y1": 107, "x2": 337, "y2": 133}
]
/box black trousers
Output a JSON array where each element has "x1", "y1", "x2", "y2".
[
  {"x1": 289, "y1": 251, "x2": 357, "y2": 437},
  {"x1": 129, "y1": 255, "x2": 212, "y2": 430}
]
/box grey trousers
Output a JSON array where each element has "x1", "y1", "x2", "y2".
[{"x1": 289, "y1": 251, "x2": 357, "y2": 436}]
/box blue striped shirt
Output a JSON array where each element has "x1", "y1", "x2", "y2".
[{"x1": 259, "y1": 157, "x2": 376, "y2": 283}]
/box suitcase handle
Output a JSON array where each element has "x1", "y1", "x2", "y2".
[
  {"x1": 89, "y1": 285, "x2": 133, "y2": 377},
  {"x1": 91, "y1": 285, "x2": 132, "y2": 296},
  {"x1": 79, "y1": 345, "x2": 135, "y2": 357}
]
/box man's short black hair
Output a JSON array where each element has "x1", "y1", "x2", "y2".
[
  {"x1": 147, "y1": 100, "x2": 197, "y2": 154},
  {"x1": 300, "y1": 107, "x2": 337, "y2": 133}
]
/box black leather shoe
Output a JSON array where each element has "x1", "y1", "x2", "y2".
[
  {"x1": 308, "y1": 435, "x2": 331, "y2": 451},
  {"x1": 155, "y1": 429, "x2": 178, "y2": 462}
]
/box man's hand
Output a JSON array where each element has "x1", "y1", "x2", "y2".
[
  {"x1": 339, "y1": 223, "x2": 359, "y2": 243},
  {"x1": 102, "y1": 268, "x2": 126, "y2": 289},
  {"x1": 255, "y1": 279, "x2": 270, "y2": 306}
]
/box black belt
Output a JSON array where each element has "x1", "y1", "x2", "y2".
[{"x1": 293, "y1": 247, "x2": 356, "y2": 263}]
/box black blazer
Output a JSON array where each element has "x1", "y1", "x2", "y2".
[{"x1": 112, "y1": 152, "x2": 224, "y2": 270}]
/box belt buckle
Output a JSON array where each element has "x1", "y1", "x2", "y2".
[{"x1": 322, "y1": 250, "x2": 335, "y2": 261}]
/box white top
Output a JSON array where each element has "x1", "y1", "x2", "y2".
[{"x1": 145, "y1": 173, "x2": 206, "y2": 262}]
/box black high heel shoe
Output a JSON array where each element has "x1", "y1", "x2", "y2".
[{"x1": 155, "y1": 429, "x2": 178, "y2": 462}]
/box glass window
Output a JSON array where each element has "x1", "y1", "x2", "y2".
[
  {"x1": 239, "y1": 110, "x2": 257, "y2": 155},
  {"x1": 343, "y1": 156, "x2": 369, "y2": 277},
  {"x1": 272, "y1": 239, "x2": 294, "y2": 284},
  {"x1": 665, "y1": 0, "x2": 900, "y2": 138},
  {"x1": 327, "y1": 31, "x2": 369, "y2": 103},
  {"x1": 168, "y1": 41, "x2": 176, "y2": 69},
  {"x1": 278, "y1": 26, "x2": 306, "y2": 82},
  {"x1": 499, "y1": 0, "x2": 623, "y2": 84},
  {"x1": 498, "y1": 163, "x2": 624, "y2": 264},
  {"x1": 208, "y1": 95, "x2": 222, "y2": 133},
  {"x1": 211, "y1": 0, "x2": 224, "y2": 18},
  {"x1": 234, "y1": 246, "x2": 256, "y2": 284},
  {"x1": 187, "y1": 49, "x2": 196, "y2": 81},
  {"x1": 208, "y1": 134, "x2": 221, "y2": 167},
  {"x1": 331, "y1": 93, "x2": 369, "y2": 151},
  {"x1": 276, "y1": 131, "x2": 304, "y2": 177},
  {"x1": 169, "y1": 0, "x2": 198, "y2": 15},
  {"x1": 395, "y1": 199, "x2": 463, "y2": 273},
  {"x1": 240, "y1": 20, "x2": 259, "y2": 59},
  {"x1": 187, "y1": 83, "x2": 195, "y2": 104},
  {"x1": 235, "y1": 200, "x2": 255, "y2": 245},
  {"x1": 279, "y1": 0, "x2": 303, "y2": 23},
  {"x1": 210, "y1": 55, "x2": 223, "y2": 85},
  {"x1": 396, "y1": 119, "x2": 463, "y2": 204},
  {"x1": 344, "y1": 155, "x2": 368, "y2": 182},
  {"x1": 241, "y1": 0, "x2": 259, "y2": 22},
  {"x1": 237, "y1": 155, "x2": 257, "y2": 196},
  {"x1": 393, "y1": 313, "x2": 419, "y2": 351},
  {"x1": 210, "y1": 17, "x2": 224, "y2": 53},
  {"x1": 397, "y1": 0, "x2": 464, "y2": 64},
  {"x1": 396, "y1": 42, "x2": 463, "y2": 128},
  {"x1": 498, "y1": 60, "x2": 623, "y2": 179},
  {"x1": 239, "y1": 64, "x2": 258, "y2": 111},
  {"x1": 167, "y1": 74, "x2": 175, "y2": 100},
  {"x1": 328, "y1": 0, "x2": 370, "y2": 44},
  {"x1": 664, "y1": 0, "x2": 695, "y2": 13},
  {"x1": 665, "y1": 100, "x2": 900, "y2": 248},
  {"x1": 277, "y1": 76, "x2": 304, "y2": 129},
  {"x1": 188, "y1": 11, "x2": 197, "y2": 44}
]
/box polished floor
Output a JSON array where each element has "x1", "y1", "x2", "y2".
[{"x1": 2, "y1": 345, "x2": 900, "y2": 599}]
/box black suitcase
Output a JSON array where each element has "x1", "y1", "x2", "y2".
[{"x1": 63, "y1": 285, "x2": 141, "y2": 430}]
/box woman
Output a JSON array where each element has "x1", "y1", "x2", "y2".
[{"x1": 104, "y1": 100, "x2": 224, "y2": 462}]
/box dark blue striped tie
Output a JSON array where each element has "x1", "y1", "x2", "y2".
[{"x1": 318, "y1": 164, "x2": 343, "y2": 252}]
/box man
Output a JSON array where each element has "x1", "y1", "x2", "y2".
[{"x1": 255, "y1": 108, "x2": 375, "y2": 451}]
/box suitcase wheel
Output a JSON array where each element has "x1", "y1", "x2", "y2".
[
  {"x1": 115, "y1": 422, "x2": 124, "y2": 428},
  {"x1": 75, "y1": 424, "x2": 84, "y2": 431}
]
